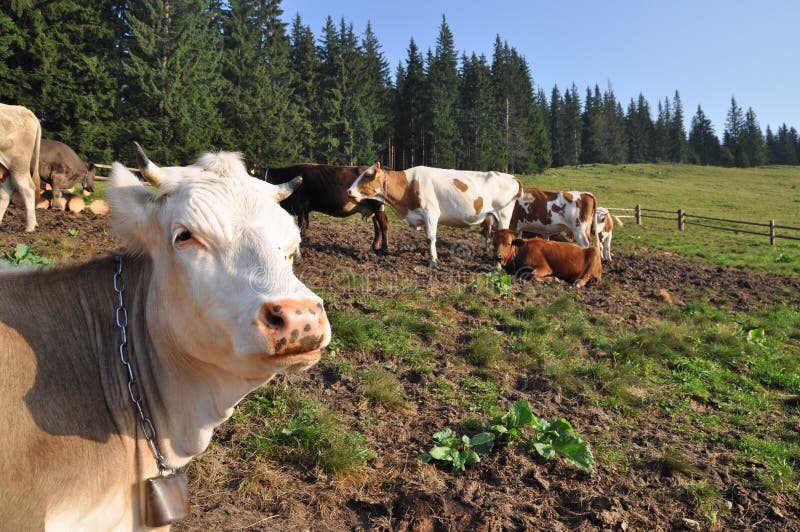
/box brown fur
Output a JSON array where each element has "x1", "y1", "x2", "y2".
[
  {"x1": 452, "y1": 178, "x2": 468, "y2": 192},
  {"x1": 0, "y1": 255, "x2": 153, "y2": 529},
  {"x1": 492, "y1": 229, "x2": 601, "y2": 287},
  {"x1": 473, "y1": 196, "x2": 483, "y2": 214},
  {"x1": 379, "y1": 168, "x2": 421, "y2": 219}
]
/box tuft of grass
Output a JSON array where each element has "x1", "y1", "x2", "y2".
[
  {"x1": 361, "y1": 367, "x2": 412, "y2": 411},
  {"x1": 235, "y1": 385, "x2": 373, "y2": 476},
  {"x1": 466, "y1": 328, "x2": 501, "y2": 368}
]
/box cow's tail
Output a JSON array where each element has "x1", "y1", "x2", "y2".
[{"x1": 31, "y1": 119, "x2": 41, "y2": 201}]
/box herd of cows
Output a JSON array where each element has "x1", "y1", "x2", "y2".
[{"x1": 0, "y1": 102, "x2": 623, "y2": 529}]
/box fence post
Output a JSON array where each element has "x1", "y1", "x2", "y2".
[
  {"x1": 635, "y1": 204, "x2": 641, "y2": 225},
  {"x1": 770, "y1": 219, "x2": 775, "y2": 245},
  {"x1": 678, "y1": 209, "x2": 685, "y2": 231}
]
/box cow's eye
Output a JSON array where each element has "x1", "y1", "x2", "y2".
[{"x1": 174, "y1": 230, "x2": 193, "y2": 245}]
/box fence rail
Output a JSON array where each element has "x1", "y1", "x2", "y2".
[{"x1": 610, "y1": 204, "x2": 800, "y2": 245}]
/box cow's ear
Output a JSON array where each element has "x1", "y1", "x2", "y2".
[
  {"x1": 511, "y1": 239, "x2": 524, "y2": 247},
  {"x1": 108, "y1": 162, "x2": 161, "y2": 252},
  {"x1": 375, "y1": 162, "x2": 381, "y2": 170}
]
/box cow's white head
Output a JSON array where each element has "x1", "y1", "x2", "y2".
[
  {"x1": 108, "y1": 146, "x2": 330, "y2": 385},
  {"x1": 347, "y1": 162, "x2": 386, "y2": 202}
]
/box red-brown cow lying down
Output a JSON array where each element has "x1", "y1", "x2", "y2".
[{"x1": 492, "y1": 229, "x2": 602, "y2": 287}]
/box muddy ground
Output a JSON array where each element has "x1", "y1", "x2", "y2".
[{"x1": 2, "y1": 206, "x2": 799, "y2": 531}]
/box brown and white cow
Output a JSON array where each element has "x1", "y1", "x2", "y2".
[
  {"x1": 40, "y1": 139, "x2": 96, "y2": 209},
  {"x1": 505, "y1": 187, "x2": 599, "y2": 250},
  {"x1": 0, "y1": 146, "x2": 330, "y2": 530},
  {"x1": 595, "y1": 206, "x2": 624, "y2": 261},
  {"x1": 348, "y1": 163, "x2": 521, "y2": 265},
  {"x1": 492, "y1": 228, "x2": 602, "y2": 287},
  {"x1": 266, "y1": 164, "x2": 390, "y2": 253},
  {"x1": 0, "y1": 103, "x2": 41, "y2": 232}
]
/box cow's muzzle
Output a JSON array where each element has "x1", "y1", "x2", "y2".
[{"x1": 259, "y1": 298, "x2": 331, "y2": 356}]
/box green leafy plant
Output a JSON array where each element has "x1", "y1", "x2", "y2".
[
  {"x1": 420, "y1": 428, "x2": 495, "y2": 472},
  {"x1": 472, "y1": 270, "x2": 513, "y2": 297},
  {"x1": 746, "y1": 328, "x2": 766, "y2": 345},
  {"x1": 67, "y1": 228, "x2": 80, "y2": 237},
  {"x1": 491, "y1": 400, "x2": 595, "y2": 473},
  {"x1": 775, "y1": 253, "x2": 794, "y2": 263},
  {"x1": 2, "y1": 244, "x2": 50, "y2": 266}
]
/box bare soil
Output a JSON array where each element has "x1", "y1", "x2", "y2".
[{"x1": 2, "y1": 205, "x2": 799, "y2": 531}]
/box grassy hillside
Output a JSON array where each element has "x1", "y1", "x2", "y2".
[{"x1": 521, "y1": 164, "x2": 800, "y2": 275}]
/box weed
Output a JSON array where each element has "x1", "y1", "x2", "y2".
[
  {"x1": 1, "y1": 244, "x2": 50, "y2": 266},
  {"x1": 361, "y1": 367, "x2": 412, "y2": 411},
  {"x1": 420, "y1": 428, "x2": 495, "y2": 472},
  {"x1": 466, "y1": 328, "x2": 501, "y2": 367}
]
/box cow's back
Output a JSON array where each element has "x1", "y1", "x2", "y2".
[
  {"x1": 39, "y1": 139, "x2": 87, "y2": 182},
  {"x1": 407, "y1": 166, "x2": 519, "y2": 226}
]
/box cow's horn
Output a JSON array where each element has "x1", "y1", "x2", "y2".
[
  {"x1": 133, "y1": 142, "x2": 164, "y2": 187},
  {"x1": 274, "y1": 175, "x2": 302, "y2": 202}
]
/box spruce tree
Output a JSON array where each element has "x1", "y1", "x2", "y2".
[
  {"x1": 426, "y1": 15, "x2": 461, "y2": 168},
  {"x1": 396, "y1": 39, "x2": 426, "y2": 167},
  {"x1": 723, "y1": 96, "x2": 745, "y2": 167},
  {"x1": 220, "y1": 0, "x2": 302, "y2": 167},
  {"x1": 581, "y1": 85, "x2": 602, "y2": 163},
  {"x1": 359, "y1": 21, "x2": 393, "y2": 164},
  {"x1": 561, "y1": 84, "x2": 582, "y2": 166},
  {"x1": 288, "y1": 14, "x2": 320, "y2": 161},
  {"x1": 740, "y1": 107, "x2": 766, "y2": 167},
  {"x1": 668, "y1": 90, "x2": 687, "y2": 163},
  {"x1": 122, "y1": 0, "x2": 225, "y2": 163},
  {"x1": 549, "y1": 85, "x2": 564, "y2": 167},
  {"x1": 688, "y1": 105, "x2": 721, "y2": 165},
  {"x1": 459, "y1": 53, "x2": 504, "y2": 170}
]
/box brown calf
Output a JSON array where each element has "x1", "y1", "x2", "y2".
[{"x1": 492, "y1": 229, "x2": 602, "y2": 287}]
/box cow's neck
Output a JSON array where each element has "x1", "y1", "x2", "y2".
[{"x1": 382, "y1": 169, "x2": 415, "y2": 219}]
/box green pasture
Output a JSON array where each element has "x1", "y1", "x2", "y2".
[{"x1": 523, "y1": 164, "x2": 800, "y2": 275}]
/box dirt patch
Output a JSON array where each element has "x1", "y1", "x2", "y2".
[{"x1": 2, "y1": 204, "x2": 798, "y2": 530}]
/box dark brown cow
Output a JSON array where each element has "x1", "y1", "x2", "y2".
[
  {"x1": 492, "y1": 228, "x2": 602, "y2": 287},
  {"x1": 39, "y1": 139, "x2": 95, "y2": 207},
  {"x1": 266, "y1": 164, "x2": 390, "y2": 252}
]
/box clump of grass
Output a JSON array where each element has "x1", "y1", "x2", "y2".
[
  {"x1": 466, "y1": 329, "x2": 501, "y2": 367},
  {"x1": 361, "y1": 367, "x2": 412, "y2": 411},
  {"x1": 329, "y1": 310, "x2": 384, "y2": 351},
  {"x1": 236, "y1": 385, "x2": 373, "y2": 476}
]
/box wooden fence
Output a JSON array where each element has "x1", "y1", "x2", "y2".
[{"x1": 607, "y1": 206, "x2": 800, "y2": 246}]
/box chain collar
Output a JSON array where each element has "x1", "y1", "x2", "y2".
[{"x1": 114, "y1": 255, "x2": 171, "y2": 475}]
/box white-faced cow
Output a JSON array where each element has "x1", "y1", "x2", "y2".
[
  {"x1": 0, "y1": 103, "x2": 41, "y2": 232},
  {"x1": 505, "y1": 187, "x2": 599, "y2": 250},
  {"x1": 492, "y1": 228, "x2": 602, "y2": 287},
  {"x1": 0, "y1": 145, "x2": 330, "y2": 530},
  {"x1": 39, "y1": 139, "x2": 96, "y2": 208},
  {"x1": 348, "y1": 163, "x2": 521, "y2": 265},
  {"x1": 595, "y1": 206, "x2": 624, "y2": 261},
  {"x1": 266, "y1": 164, "x2": 390, "y2": 253}
]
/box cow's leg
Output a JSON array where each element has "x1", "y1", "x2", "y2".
[
  {"x1": 14, "y1": 172, "x2": 37, "y2": 232},
  {"x1": 0, "y1": 178, "x2": 12, "y2": 227},
  {"x1": 423, "y1": 212, "x2": 439, "y2": 267},
  {"x1": 373, "y1": 208, "x2": 390, "y2": 253}
]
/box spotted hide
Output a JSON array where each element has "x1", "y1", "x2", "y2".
[{"x1": 508, "y1": 187, "x2": 599, "y2": 250}]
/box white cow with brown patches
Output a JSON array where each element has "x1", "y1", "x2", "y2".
[
  {"x1": 509, "y1": 187, "x2": 599, "y2": 250},
  {"x1": 595, "y1": 206, "x2": 624, "y2": 261},
  {"x1": 348, "y1": 163, "x2": 521, "y2": 265},
  {"x1": 0, "y1": 145, "x2": 329, "y2": 530}
]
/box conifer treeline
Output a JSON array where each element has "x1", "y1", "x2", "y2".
[{"x1": 1, "y1": 1, "x2": 797, "y2": 171}]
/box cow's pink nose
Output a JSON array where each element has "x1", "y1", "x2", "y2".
[{"x1": 260, "y1": 299, "x2": 330, "y2": 356}]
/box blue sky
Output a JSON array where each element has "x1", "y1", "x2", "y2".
[{"x1": 279, "y1": 0, "x2": 799, "y2": 135}]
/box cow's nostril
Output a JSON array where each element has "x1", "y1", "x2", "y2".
[{"x1": 262, "y1": 307, "x2": 286, "y2": 329}]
